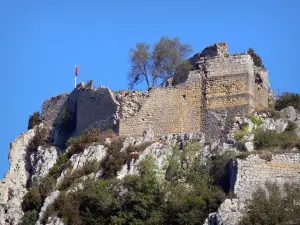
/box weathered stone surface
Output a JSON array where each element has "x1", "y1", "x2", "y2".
[
  {"x1": 41, "y1": 94, "x2": 70, "y2": 126},
  {"x1": 281, "y1": 106, "x2": 297, "y2": 121},
  {"x1": 57, "y1": 144, "x2": 106, "y2": 187},
  {"x1": 31, "y1": 146, "x2": 59, "y2": 182},
  {"x1": 36, "y1": 190, "x2": 60, "y2": 225},
  {"x1": 45, "y1": 217, "x2": 64, "y2": 225},
  {"x1": 204, "y1": 199, "x2": 244, "y2": 225},
  {"x1": 0, "y1": 128, "x2": 37, "y2": 225},
  {"x1": 117, "y1": 142, "x2": 171, "y2": 180}
]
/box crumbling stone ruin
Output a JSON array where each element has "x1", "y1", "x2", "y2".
[{"x1": 40, "y1": 42, "x2": 271, "y2": 145}]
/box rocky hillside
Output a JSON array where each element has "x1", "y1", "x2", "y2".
[{"x1": 1, "y1": 96, "x2": 300, "y2": 224}]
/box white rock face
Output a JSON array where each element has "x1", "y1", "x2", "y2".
[
  {"x1": 204, "y1": 199, "x2": 244, "y2": 225},
  {"x1": 45, "y1": 217, "x2": 64, "y2": 225},
  {"x1": 36, "y1": 190, "x2": 60, "y2": 225},
  {"x1": 4, "y1": 188, "x2": 27, "y2": 225},
  {"x1": 57, "y1": 144, "x2": 106, "y2": 187},
  {"x1": 31, "y1": 146, "x2": 59, "y2": 182},
  {"x1": 0, "y1": 128, "x2": 36, "y2": 225},
  {"x1": 117, "y1": 142, "x2": 171, "y2": 180}
]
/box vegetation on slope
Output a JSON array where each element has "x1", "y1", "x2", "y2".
[
  {"x1": 275, "y1": 92, "x2": 300, "y2": 111},
  {"x1": 28, "y1": 112, "x2": 41, "y2": 130},
  {"x1": 37, "y1": 142, "x2": 234, "y2": 225},
  {"x1": 239, "y1": 182, "x2": 300, "y2": 225}
]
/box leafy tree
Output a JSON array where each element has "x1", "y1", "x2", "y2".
[
  {"x1": 128, "y1": 37, "x2": 193, "y2": 90},
  {"x1": 275, "y1": 92, "x2": 300, "y2": 111}
]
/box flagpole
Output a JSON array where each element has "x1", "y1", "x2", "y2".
[{"x1": 75, "y1": 65, "x2": 77, "y2": 88}]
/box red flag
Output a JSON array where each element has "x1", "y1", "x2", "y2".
[{"x1": 75, "y1": 65, "x2": 80, "y2": 76}]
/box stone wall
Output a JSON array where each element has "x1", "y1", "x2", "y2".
[
  {"x1": 114, "y1": 90, "x2": 150, "y2": 119},
  {"x1": 119, "y1": 82, "x2": 202, "y2": 137},
  {"x1": 232, "y1": 154, "x2": 300, "y2": 202},
  {"x1": 40, "y1": 93, "x2": 69, "y2": 126},
  {"x1": 74, "y1": 87, "x2": 119, "y2": 135},
  {"x1": 200, "y1": 42, "x2": 229, "y2": 57}
]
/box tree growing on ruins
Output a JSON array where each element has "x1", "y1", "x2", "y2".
[
  {"x1": 127, "y1": 37, "x2": 193, "y2": 90},
  {"x1": 247, "y1": 48, "x2": 265, "y2": 68}
]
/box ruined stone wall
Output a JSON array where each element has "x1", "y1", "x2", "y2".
[
  {"x1": 232, "y1": 154, "x2": 300, "y2": 202},
  {"x1": 254, "y1": 67, "x2": 269, "y2": 109},
  {"x1": 74, "y1": 87, "x2": 119, "y2": 136},
  {"x1": 40, "y1": 93, "x2": 69, "y2": 126},
  {"x1": 119, "y1": 82, "x2": 202, "y2": 137},
  {"x1": 115, "y1": 90, "x2": 150, "y2": 119}
]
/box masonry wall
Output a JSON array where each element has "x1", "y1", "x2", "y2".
[
  {"x1": 74, "y1": 87, "x2": 119, "y2": 136},
  {"x1": 119, "y1": 82, "x2": 202, "y2": 137},
  {"x1": 204, "y1": 55, "x2": 255, "y2": 110},
  {"x1": 254, "y1": 67, "x2": 269, "y2": 109},
  {"x1": 40, "y1": 93, "x2": 70, "y2": 126},
  {"x1": 232, "y1": 154, "x2": 300, "y2": 202}
]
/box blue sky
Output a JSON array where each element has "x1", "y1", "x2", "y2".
[{"x1": 0, "y1": 0, "x2": 299, "y2": 178}]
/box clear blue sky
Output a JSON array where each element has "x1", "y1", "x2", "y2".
[{"x1": 0, "y1": 0, "x2": 299, "y2": 178}]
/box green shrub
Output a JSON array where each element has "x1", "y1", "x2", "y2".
[
  {"x1": 249, "y1": 114, "x2": 264, "y2": 127},
  {"x1": 21, "y1": 210, "x2": 39, "y2": 225},
  {"x1": 254, "y1": 129, "x2": 300, "y2": 150},
  {"x1": 22, "y1": 186, "x2": 42, "y2": 212},
  {"x1": 66, "y1": 129, "x2": 101, "y2": 157},
  {"x1": 66, "y1": 128, "x2": 118, "y2": 157},
  {"x1": 28, "y1": 112, "x2": 41, "y2": 130},
  {"x1": 59, "y1": 160, "x2": 100, "y2": 191},
  {"x1": 101, "y1": 137, "x2": 126, "y2": 179},
  {"x1": 234, "y1": 124, "x2": 249, "y2": 141},
  {"x1": 48, "y1": 153, "x2": 69, "y2": 179},
  {"x1": 275, "y1": 92, "x2": 300, "y2": 111},
  {"x1": 27, "y1": 126, "x2": 49, "y2": 153},
  {"x1": 247, "y1": 48, "x2": 265, "y2": 68},
  {"x1": 239, "y1": 182, "x2": 300, "y2": 225}
]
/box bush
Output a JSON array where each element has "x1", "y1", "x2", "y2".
[
  {"x1": 234, "y1": 124, "x2": 249, "y2": 141},
  {"x1": 22, "y1": 186, "x2": 42, "y2": 212},
  {"x1": 275, "y1": 92, "x2": 300, "y2": 111},
  {"x1": 101, "y1": 138, "x2": 126, "y2": 179},
  {"x1": 247, "y1": 48, "x2": 265, "y2": 68},
  {"x1": 28, "y1": 112, "x2": 41, "y2": 130},
  {"x1": 254, "y1": 129, "x2": 300, "y2": 150},
  {"x1": 66, "y1": 129, "x2": 102, "y2": 157},
  {"x1": 239, "y1": 182, "x2": 300, "y2": 225},
  {"x1": 48, "y1": 153, "x2": 69, "y2": 179},
  {"x1": 58, "y1": 160, "x2": 100, "y2": 191},
  {"x1": 21, "y1": 210, "x2": 39, "y2": 225},
  {"x1": 249, "y1": 114, "x2": 264, "y2": 127},
  {"x1": 27, "y1": 126, "x2": 49, "y2": 153},
  {"x1": 66, "y1": 128, "x2": 118, "y2": 157}
]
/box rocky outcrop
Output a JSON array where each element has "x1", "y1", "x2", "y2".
[
  {"x1": 0, "y1": 128, "x2": 36, "y2": 225},
  {"x1": 31, "y1": 146, "x2": 59, "y2": 183},
  {"x1": 204, "y1": 199, "x2": 244, "y2": 225},
  {"x1": 36, "y1": 190, "x2": 60, "y2": 225},
  {"x1": 57, "y1": 144, "x2": 106, "y2": 187}
]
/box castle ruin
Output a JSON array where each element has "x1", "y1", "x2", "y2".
[{"x1": 40, "y1": 42, "x2": 270, "y2": 144}]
